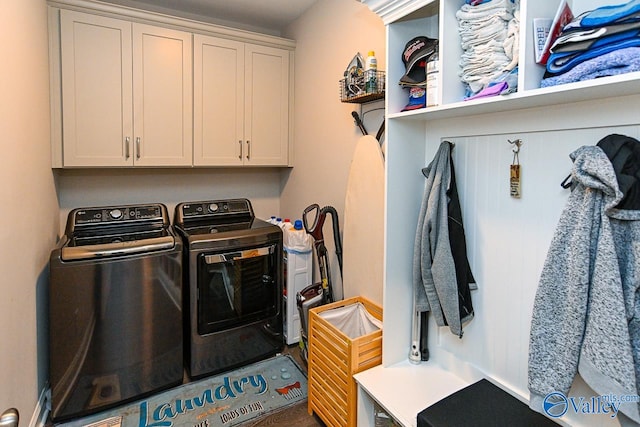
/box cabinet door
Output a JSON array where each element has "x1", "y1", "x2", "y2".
[
  {"x1": 132, "y1": 24, "x2": 193, "y2": 166},
  {"x1": 244, "y1": 44, "x2": 290, "y2": 166},
  {"x1": 193, "y1": 35, "x2": 245, "y2": 166},
  {"x1": 60, "y1": 10, "x2": 133, "y2": 167}
]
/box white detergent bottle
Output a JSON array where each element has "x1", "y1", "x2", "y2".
[
  {"x1": 426, "y1": 49, "x2": 440, "y2": 107},
  {"x1": 283, "y1": 219, "x2": 313, "y2": 345},
  {"x1": 365, "y1": 51, "x2": 377, "y2": 93}
]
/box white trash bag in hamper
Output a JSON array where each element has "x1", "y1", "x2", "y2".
[{"x1": 319, "y1": 301, "x2": 382, "y2": 339}]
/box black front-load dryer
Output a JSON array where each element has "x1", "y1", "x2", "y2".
[{"x1": 174, "y1": 198, "x2": 284, "y2": 379}]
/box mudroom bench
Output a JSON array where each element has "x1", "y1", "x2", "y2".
[
  {"x1": 355, "y1": 361, "x2": 472, "y2": 426},
  {"x1": 355, "y1": 361, "x2": 559, "y2": 427}
]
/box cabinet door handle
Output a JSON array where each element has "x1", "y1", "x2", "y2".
[
  {"x1": 125, "y1": 137, "x2": 130, "y2": 160},
  {"x1": 0, "y1": 408, "x2": 19, "y2": 427},
  {"x1": 238, "y1": 140, "x2": 243, "y2": 160},
  {"x1": 246, "y1": 140, "x2": 250, "y2": 160},
  {"x1": 136, "y1": 137, "x2": 141, "y2": 160}
]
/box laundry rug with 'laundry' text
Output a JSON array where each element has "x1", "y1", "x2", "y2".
[{"x1": 56, "y1": 354, "x2": 307, "y2": 427}]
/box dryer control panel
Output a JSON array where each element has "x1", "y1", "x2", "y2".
[{"x1": 177, "y1": 198, "x2": 254, "y2": 222}]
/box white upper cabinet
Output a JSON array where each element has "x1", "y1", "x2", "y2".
[
  {"x1": 60, "y1": 11, "x2": 133, "y2": 167},
  {"x1": 193, "y1": 35, "x2": 245, "y2": 166},
  {"x1": 59, "y1": 10, "x2": 192, "y2": 167},
  {"x1": 194, "y1": 36, "x2": 290, "y2": 166},
  {"x1": 50, "y1": 1, "x2": 294, "y2": 168},
  {"x1": 243, "y1": 44, "x2": 290, "y2": 166},
  {"x1": 132, "y1": 23, "x2": 193, "y2": 167}
]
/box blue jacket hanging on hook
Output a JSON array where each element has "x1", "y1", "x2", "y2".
[{"x1": 413, "y1": 141, "x2": 476, "y2": 338}]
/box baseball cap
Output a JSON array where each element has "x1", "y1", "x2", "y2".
[
  {"x1": 400, "y1": 36, "x2": 438, "y2": 86},
  {"x1": 401, "y1": 87, "x2": 426, "y2": 111}
]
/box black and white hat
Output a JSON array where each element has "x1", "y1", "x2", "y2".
[{"x1": 400, "y1": 36, "x2": 438, "y2": 86}]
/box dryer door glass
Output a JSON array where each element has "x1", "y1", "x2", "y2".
[{"x1": 197, "y1": 244, "x2": 278, "y2": 334}]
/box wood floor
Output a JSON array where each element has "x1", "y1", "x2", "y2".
[{"x1": 237, "y1": 344, "x2": 326, "y2": 427}]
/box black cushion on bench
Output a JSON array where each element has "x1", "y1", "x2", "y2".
[{"x1": 417, "y1": 379, "x2": 558, "y2": 427}]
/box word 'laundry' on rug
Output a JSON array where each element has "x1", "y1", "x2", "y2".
[{"x1": 55, "y1": 354, "x2": 308, "y2": 427}]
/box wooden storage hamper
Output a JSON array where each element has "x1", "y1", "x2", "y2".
[{"x1": 307, "y1": 296, "x2": 383, "y2": 427}]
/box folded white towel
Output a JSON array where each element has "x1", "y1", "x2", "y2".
[
  {"x1": 457, "y1": 0, "x2": 520, "y2": 96},
  {"x1": 502, "y1": 6, "x2": 519, "y2": 70},
  {"x1": 457, "y1": 0, "x2": 513, "y2": 21}
]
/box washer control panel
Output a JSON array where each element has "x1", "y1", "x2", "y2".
[{"x1": 73, "y1": 204, "x2": 165, "y2": 226}]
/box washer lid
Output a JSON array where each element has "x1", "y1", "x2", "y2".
[{"x1": 61, "y1": 233, "x2": 175, "y2": 261}]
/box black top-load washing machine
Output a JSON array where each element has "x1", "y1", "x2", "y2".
[
  {"x1": 49, "y1": 203, "x2": 183, "y2": 422},
  {"x1": 173, "y1": 198, "x2": 284, "y2": 379}
]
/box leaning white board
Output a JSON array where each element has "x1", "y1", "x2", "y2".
[{"x1": 342, "y1": 135, "x2": 385, "y2": 305}]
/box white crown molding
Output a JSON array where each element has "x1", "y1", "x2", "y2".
[
  {"x1": 359, "y1": 0, "x2": 436, "y2": 25},
  {"x1": 47, "y1": 0, "x2": 296, "y2": 49}
]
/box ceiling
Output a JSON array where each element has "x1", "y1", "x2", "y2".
[{"x1": 104, "y1": 0, "x2": 319, "y2": 34}]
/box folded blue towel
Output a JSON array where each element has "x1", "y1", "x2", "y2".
[
  {"x1": 564, "y1": 7, "x2": 640, "y2": 33},
  {"x1": 547, "y1": 31, "x2": 640, "y2": 74},
  {"x1": 552, "y1": 21, "x2": 640, "y2": 53},
  {"x1": 541, "y1": 47, "x2": 640, "y2": 87},
  {"x1": 581, "y1": 0, "x2": 640, "y2": 28}
]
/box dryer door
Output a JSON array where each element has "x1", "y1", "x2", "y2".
[{"x1": 197, "y1": 244, "x2": 278, "y2": 334}]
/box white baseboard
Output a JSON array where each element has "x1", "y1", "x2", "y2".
[{"x1": 29, "y1": 387, "x2": 49, "y2": 427}]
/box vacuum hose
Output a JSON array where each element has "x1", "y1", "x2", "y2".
[
  {"x1": 320, "y1": 205, "x2": 343, "y2": 277},
  {"x1": 302, "y1": 203, "x2": 344, "y2": 304}
]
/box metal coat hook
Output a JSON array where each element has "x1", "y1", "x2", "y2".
[
  {"x1": 508, "y1": 139, "x2": 522, "y2": 153},
  {"x1": 508, "y1": 139, "x2": 523, "y2": 198}
]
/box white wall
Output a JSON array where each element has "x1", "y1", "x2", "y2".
[
  {"x1": 426, "y1": 97, "x2": 640, "y2": 426},
  {"x1": 282, "y1": 0, "x2": 385, "y2": 298},
  {"x1": 56, "y1": 169, "x2": 283, "y2": 232},
  {"x1": 0, "y1": 0, "x2": 59, "y2": 422}
]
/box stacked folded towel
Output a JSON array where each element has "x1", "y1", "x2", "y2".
[
  {"x1": 542, "y1": 0, "x2": 640, "y2": 87},
  {"x1": 465, "y1": 0, "x2": 494, "y2": 5},
  {"x1": 456, "y1": 0, "x2": 520, "y2": 99}
]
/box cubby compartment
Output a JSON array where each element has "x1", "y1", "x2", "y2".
[
  {"x1": 522, "y1": 0, "x2": 640, "y2": 91},
  {"x1": 439, "y1": 0, "x2": 469, "y2": 104},
  {"x1": 387, "y1": 0, "x2": 521, "y2": 113},
  {"x1": 386, "y1": 1, "x2": 440, "y2": 114},
  {"x1": 520, "y1": 0, "x2": 565, "y2": 91},
  {"x1": 377, "y1": 0, "x2": 640, "y2": 120}
]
